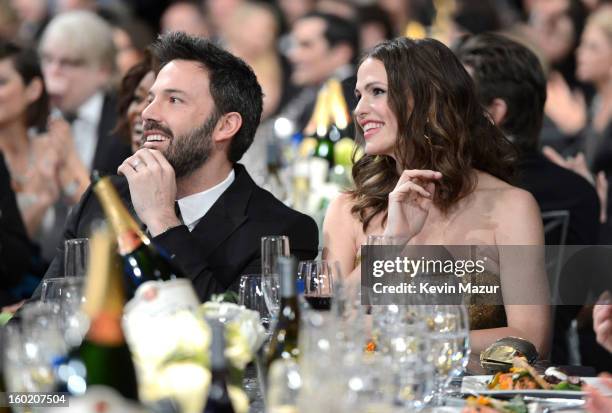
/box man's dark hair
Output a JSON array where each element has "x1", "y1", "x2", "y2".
[
  {"x1": 454, "y1": 33, "x2": 547, "y2": 153},
  {"x1": 301, "y1": 11, "x2": 359, "y2": 65},
  {"x1": 358, "y1": 5, "x2": 394, "y2": 42},
  {"x1": 151, "y1": 32, "x2": 263, "y2": 163}
]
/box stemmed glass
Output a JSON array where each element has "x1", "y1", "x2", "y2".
[
  {"x1": 261, "y1": 235, "x2": 289, "y2": 319},
  {"x1": 64, "y1": 238, "x2": 89, "y2": 277},
  {"x1": 40, "y1": 276, "x2": 88, "y2": 347},
  {"x1": 424, "y1": 304, "x2": 470, "y2": 405},
  {"x1": 238, "y1": 273, "x2": 271, "y2": 332},
  {"x1": 299, "y1": 260, "x2": 339, "y2": 311}
]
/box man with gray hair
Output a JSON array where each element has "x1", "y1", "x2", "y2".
[{"x1": 39, "y1": 10, "x2": 131, "y2": 175}]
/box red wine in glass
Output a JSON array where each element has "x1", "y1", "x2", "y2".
[{"x1": 304, "y1": 294, "x2": 332, "y2": 310}]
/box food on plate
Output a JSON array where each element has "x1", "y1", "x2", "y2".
[
  {"x1": 487, "y1": 357, "x2": 583, "y2": 391},
  {"x1": 462, "y1": 395, "x2": 527, "y2": 413}
]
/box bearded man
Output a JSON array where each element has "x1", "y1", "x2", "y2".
[{"x1": 34, "y1": 32, "x2": 319, "y2": 301}]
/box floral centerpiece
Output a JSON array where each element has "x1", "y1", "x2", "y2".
[{"x1": 122, "y1": 291, "x2": 266, "y2": 413}]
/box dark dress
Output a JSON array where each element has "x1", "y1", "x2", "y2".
[{"x1": 0, "y1": 153, "x2": 31, "y2": 306}]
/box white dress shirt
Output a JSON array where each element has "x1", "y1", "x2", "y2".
[
  {"x1": 176, "y1": 169, "x2": 236, "y2": 232},
  {"x1": 72, "y1": 92, "x2": 104, "y2": 171}
]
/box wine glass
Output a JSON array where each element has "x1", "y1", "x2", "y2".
[
  {"x1": 424, "y1": 304, "x2": 470, "y2": 405},
  {"x1": 299, "y1": 260, "x2": 339, "y2": 311},
  {"x1": 64, "y1": 238, "x2": 89, "y2": 277},
  {"x1": 40, "y1": 277, "x2": 88, "y2": 346},
  {"x1": 261, "y1": 235, "x2": 289, "y2": 318},
  {"x1": 238, "y1": 273, "x2": 271, "y2": 331}
]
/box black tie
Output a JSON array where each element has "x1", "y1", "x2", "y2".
[{"x1": 175, "y1": 201, "x2": 184, "y2": 225}]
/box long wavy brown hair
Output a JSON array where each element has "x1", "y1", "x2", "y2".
[{"x1": 348, "y1": 37, "x2": 517, "y2": 232}]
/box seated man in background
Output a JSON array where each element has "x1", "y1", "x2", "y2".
[
  {"x1": 39, "y1": 10, "x2": 132, "y2": 175},
  {"x1": 455, "y1": 32, "x2": 609, "y2": 370},
  {"x1": 36, "y1": 32, "x2": 319, "y2": 302}
]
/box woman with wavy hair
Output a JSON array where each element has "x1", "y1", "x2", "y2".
[{"x1": 323, "y1": 37, "x2": 551, "y2": 356}]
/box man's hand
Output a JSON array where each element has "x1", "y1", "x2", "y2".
[{"x1": 117, "y1": 148, "x2": 181, "y2": 236}]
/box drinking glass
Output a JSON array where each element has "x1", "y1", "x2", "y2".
[
  {"x1": 64, "y1": 238, "x2": 89, "y2": 277},
  {"x1": 424, "y1": 304, "x2": 470, "y2": 405},
  {"x1": 40, "y1": 276, "x2": 88, "y2": 346},
  {"x1": 238, "y1": 274, "x2": 271, "y2": 331},
  {"x1": 5, "y1": 302, "x2": 67, "y2": 402},
  {"x1": 366, "y1": 235, "x2": 411, "y2": 246},
  {"x1": 299, "y1": 260, "x2": 339, "y2": 311},
  {"x1": 261, "y1": 235, "x2": 289, "y2": 317}
]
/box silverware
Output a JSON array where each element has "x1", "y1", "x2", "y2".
[{"x1": 542, "y1": 400, "x2": 585, "y2": 413}]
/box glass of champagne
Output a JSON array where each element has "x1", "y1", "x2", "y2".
[
  {"x1": 261, "y1": 235, "x2": 290, "y2": 319},
  {"x1": 425, "y1": 304, "x2": 470, "y2": 405},
  {"x1": 64, "y1": 238, "x2": 89, "y2": 277}
]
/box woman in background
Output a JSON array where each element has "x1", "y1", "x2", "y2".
[
  {"x1": 323, "y1": 38, "x2": 551, "y2": 356},
  {"x1": 114, "y1": 52, "x2": 155, "y2": 153},
  {"x1": 0, "y1": 41, "x2": 89, "y2": 263}
]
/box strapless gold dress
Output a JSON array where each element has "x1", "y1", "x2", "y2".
[{"x1": 460, "y1": 245, "x2": 506, "y2": 330}]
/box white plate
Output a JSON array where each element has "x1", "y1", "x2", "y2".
[{"x1": 461, "y1": 375, "x2": 602, "y2": 399}]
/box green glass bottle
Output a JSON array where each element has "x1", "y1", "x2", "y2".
[
  {"x1": 93, "y1": 175, "x2": 185, "y2": 299},
  {"x1": 202, "y1": 322, "x2": 235, "y2": 413},
  {"x1": 265, "y1": 256, "x2": 300, "y2": 372},
  {"x1": 314, "y1": 126, "x2": 337, "y2": 167},
  {"x1": 54, "y1": 229, "x2": 139, "y2": 401}
]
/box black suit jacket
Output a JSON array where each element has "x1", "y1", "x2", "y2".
[
  {"x1": 36, "y1": 164, "x2": 319, "y2": 301},
  {"x1": 0, "y1": 153, "x2": 31, "y2": 304},
  {"x1": 516, "y1": 152, "x2": 601, "y2": 365},
  {"x1": 90, "y1": 94, "x2": 132, "y2": 176},
  {"x1": 516, "y1": 152, "x2": 600, "y2": 245}
]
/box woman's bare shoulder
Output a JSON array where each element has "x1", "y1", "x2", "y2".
[
  {"x1": 325, "y1": 192, "x2": 359, "y2": 228},
  {"x1": 475, "y1": 172, "x2": 542, "y2": 243},
  {"x1": 476, "y1": 172, "x2": 537, "y2": 207}
]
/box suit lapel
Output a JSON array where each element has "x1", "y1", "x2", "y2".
[
  {"x1": 91, "y1": 94, "x2": 114, "y2": 172},
  {"x1": 188, "y1": 164, "x2": 252, "y2": 257}
]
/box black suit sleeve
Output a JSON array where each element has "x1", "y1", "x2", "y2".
[
  {"x1": 0, "y1": 154, "x2": 31, "y2": 289},
  {"x1": 152, "y1": 211, "x2": 319, "y2": 302}
]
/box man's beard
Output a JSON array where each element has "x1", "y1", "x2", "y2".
[{"x1": 160, "y1": 112, "x2": 219, "y2": 179}]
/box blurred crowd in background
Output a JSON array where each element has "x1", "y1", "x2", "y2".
[{"x1": 0, "y1": 0, "x2": 611, "y2": 369}]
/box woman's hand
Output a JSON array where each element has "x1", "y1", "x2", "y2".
[
  {"x1": 25, "y1": 146, "x2": 61, "y2": 207},
  {"x1": 383, "y1": 169, "x2": 442, "y2": 239},
  {"x1": 584, "y1": 373, "x2": 612, "y2": 413},
  {"x1": 593, "y1": 291, "x2": 612, "y2": 352},
  {"x1": 45, "y1": 117, "x2": 90, "y2": 203},
  {"x1": 543, "y1": 146, "x2": 608, "y2": 222},
  {"x1": 545, "y1": 72, "x2": 587, "y2": 135}
]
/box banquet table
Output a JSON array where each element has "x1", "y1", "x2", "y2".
[{"x1": 244, "y1": 353, "x2": 596, "y2": 413}]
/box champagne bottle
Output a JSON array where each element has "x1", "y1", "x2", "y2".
[
  {"x1": 314, "y1": 126, "x2": 336, "y2": 167},
  {"x1": 92, "y1": 175, "x2": 184, "y2": 298},
  {"x1": 202, "y1": 322, "x2": 235, "y2": 413},
  {"x1": 55, "y1": 228, "x2": 139, "y2": 401},
  {"x1": 265, "y1": 256, "x2": 300, "y2": 371}
]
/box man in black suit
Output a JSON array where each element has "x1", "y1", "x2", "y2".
[
  {"x1": 456, "y1": 33, "x2": 610, "y2": 370},
  {"x1": 37, "y1": 32, "x2": 319, "y2": 302},
  {"x1": 39, "y1": 10, "x2": 131, "y2": 175}
]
